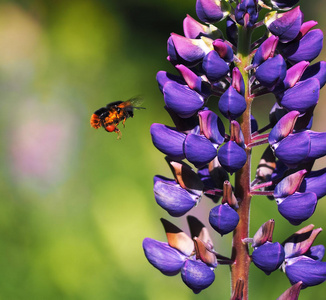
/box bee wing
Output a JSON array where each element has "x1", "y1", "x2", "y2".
[{"x1": 120, "y1": 97, "x2": 145, "y2": 109}]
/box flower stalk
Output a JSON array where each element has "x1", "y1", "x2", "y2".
[{"x1": 231, "y1": 24, "x2": 253, "y2": 298}]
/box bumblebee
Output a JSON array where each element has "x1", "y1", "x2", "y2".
[{"x1": 90, "y1": 98, "x2": 144, "y2": 139}]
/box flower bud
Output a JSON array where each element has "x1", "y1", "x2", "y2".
[
  {"x1": 218, "y1": 141, "x2": 247, "y2": 174},
  {"x1": 235, "y1": 0, "x2": 259, "y2": 28},
  {"x1": 218, "y1": 86, "x2": 247, "y2": 119},
  {"x1": 252, "y1": 219, "x2": 275, "y2": 248},
  {"x1": 296, "y1": 20, "x2": 318, "y2": 40},
  {"x1": 282, "y1": 61, "x2": 310, "y2": 90},
  {"x1": 209, "y1": 203, "x2": 240, "y2": 235},
  {"x1": 276, "y1": 281, "x2": 302, "y2": 300},
  {"x1": 283, "y1": 225, "x2": 322, "y2": 259},
  {"x1": 252, "y1": 242, "x2": 285, "y2": 275},
  {"x1": 181, "y1": 259, "x2": 215, "y2": 293},
  {"x1": 143, "y1": 238, "x2": 187, "y2": 276}
]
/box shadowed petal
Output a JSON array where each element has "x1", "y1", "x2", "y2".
[{"x1": 281, "y1": 29, "x2": 324, "y2": 64}]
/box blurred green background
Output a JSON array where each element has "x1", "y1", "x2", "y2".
[{"x1": 0, "y1": 0, "x2": 325, "y2": 299}]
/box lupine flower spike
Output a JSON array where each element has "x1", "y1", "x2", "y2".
[{"x1": 143, "y1": 0, "x2": 326, "y2": 298}]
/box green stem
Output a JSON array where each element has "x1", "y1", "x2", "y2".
[{"x1": 231, "y1": 25, "x2": 253, "y2": 300}]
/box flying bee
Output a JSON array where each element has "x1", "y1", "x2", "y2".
[{"x1": 90, "y1": 98, "x2": 145, "y2": 139}]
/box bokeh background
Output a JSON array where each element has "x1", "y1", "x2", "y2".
[{"x1": 0, "y1": 0, "x2": 325, "y2": 299}]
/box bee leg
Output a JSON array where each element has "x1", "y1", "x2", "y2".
[
  {"x1": 122, "y1": 118, "x2": 127, "y2": 128},
  {"x1": 115, "y1": 127, "x2": 122, "y2": 139}
]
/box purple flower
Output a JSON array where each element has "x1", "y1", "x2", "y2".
[
  {"x1": 143, "y1": 238, "x2": 187, "y2": 276},
  {"x1": 153, "y1": 176, "x2": 201, "y2": 217},
  {"x1": 181, "y1": 259, "x2": 215, "y2": 294},
  {"x1": 184, "y1": 133, "x2": 217, "y2": 167},
  {"x1": 281, "y1": 29, "x2": 324, "y2": 65},
  {"x1": 266, "y1": 6, "x2": 303, "y2": 43},
  {"x1": 277, "y1": 192, "x2": 317, "y2": 225},
  {"x1": 146, "y1": 0, "x2": 326, "y2": 296},
  {"x1": 268, "y1": 110, "x2": 300, "y2": 145},
  {"x1": 209, "y1": 203, "x2": 239, "y2": 236},
  {"x1": 299, "y1": 167, "x2": 326, "y2": 200},
  {"x1": 202, "y1": 50, "x2": 230, "y2": 82},
  {"x1": 284, "y1": 256, "x2": 326, "y2": 288},
  {"x1": 163, "y1": 81, "x2": 205, "y2": 118},
  {"x1": 277, "y1": 78, "x2": 320, "y2": 113},
  {"x1": 150, "y1": 123, "x2": 186, "y2": 159},
  {"x1": 218, "y1": 86, "x2": 247, "y2": 120},
  {"x1": 301, "y1": 61, "x2": 326, "y2": 88},
  {"x1": 183, "y1": 14, "x2": 219, "y2": 39},
  {"x1": 212, "y1": 39, "x2": 234, "y2": 63},
  {"x1": 255, "y1": 54, "x2": 287, "y2": 89},
  {"x1": 218, "y1": 141, "x2": 247, "y2": 174},
  {"x1": 235, "y1": 0, "x2": 259, "y2": 28},
  {"x1": 252, "y1": 35, "x2": 279, "y2": 68},
  {"x1": 252, "y1": 242, "x2": 285, "y2": 275},
  {"x1": 196, "y1": 0, "x2": 230, "y2": 24}
]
